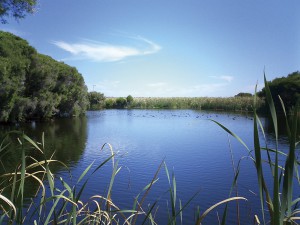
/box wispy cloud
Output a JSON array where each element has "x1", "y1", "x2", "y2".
[
  {"x1": 209, "y1": 75, "x2": 234, "y2": 82},
  {"x1": 220, "y1": 75, "x2": 234, "y2": 82},
  {"x1": 52, "y1": 36, "x2": 161, "y2": 62}
]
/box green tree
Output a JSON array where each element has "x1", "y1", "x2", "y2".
[
  {"x1": 258, "y1": 71, "x2": 300, "y2": 111},
  {"x1": 0, "y1": 0, "x2": 37, "y2": 23},
  {"x1": 88, "y1": 91, "x2": 105, "y2": 110},
  {"x1": 0, "y1": 31, "x2": 89, "y2": 122},
  {"x1": 115, "y1": 97, "x2": 127, "y2": 109},
  {"x1": 54, "y1": 63, "x2": 88, "y2": 117},
  {"x1": 126, "y1": 95, "x2": 134, "y2": 104},
  {"x1": 105, "y1": 99, "x2": 115, "y2": 109},
  {"x1": 0, "y1": 31, "x2": 35, "y2": 121},
  {"x1": 235, "y1": 92, "x2": 252, "y2": 97}
]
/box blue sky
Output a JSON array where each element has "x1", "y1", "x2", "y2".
[{"x1": 1, "y1": 1, "x2": 299, "y2": 97}]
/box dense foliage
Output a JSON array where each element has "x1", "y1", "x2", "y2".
[
  {"x1": 235, "y1": 92, "x2": 252, "y2": 97},
  {"x1": 88, "y1": 91, "x2": 105, "y2": 110},
  {"x1": 258, "y1": 71, "x2": 300, "y2": 112},
  {"x1": 0, "y1": 31, "x2": 88, "y2": 122},
  {"x1": 104, "y1": 95, "x2": 134, "y2": 109},
  {"x1": 0, "y1": 0, "x2": 37, "y2": 23},
  {"x1": 126, "y1": 95, "x2": 134, "y2": 104}
]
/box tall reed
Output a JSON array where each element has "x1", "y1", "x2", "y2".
[
  {"x1": 0, "y1": 132, "x2": 199, "y2": 224},
  {"x1": 211, "y1": 75, "x2": 300, "y2": 224}
]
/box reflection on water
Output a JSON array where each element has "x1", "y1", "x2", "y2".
[
  {"x1": 0, "y1": 116, "x2": 87, "y2": 201},
  {"x1": 264, "y1": 114, "x2": 300, "y2": 136},
  {"x1": 0, "y1": 117, "x2": 87, "y2": 168},
  {"x1": 0, "y1": 110, "x2": 298, "y2": 224}
]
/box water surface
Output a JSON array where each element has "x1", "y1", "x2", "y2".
[{"x1": 1, "y1": 109, "x2": 297, "y2": 224}]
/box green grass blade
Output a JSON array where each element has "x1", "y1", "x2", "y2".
[
  {"x1": 210, "y1": 119, "x2": 250, "y2": 153},
  {"x1": 132, "y1": 159, "x2": 164, "y2": 225},
  {"x1": 254, "y1": 112, "x2": 266, "y2": 224},
  {"x1": 106, "y1": 160, "x2": 119, "y2": 208},
  {"x1": 195, "y1": 197, "x2": 247, "y2": 225},
  {"x1": 9, "y1": 169, "x2": 18, "y2": 220},
  {"x1": 264, "y1": 74, "x2": 280, "y2": 225},
  {"x1": 75, "y1": 179, "x2": 89, "y2": 202},
  {"x1": 140, "y1": 200, "x2": 158, "y2": 225},
  {"x1": 263, "y1": 74, "x2": 278, "y2": 142},
  {"x1": 257, "y1": 115, "x2": 274, "y2": 176},
  {"x1": 91, "y1": 154, "x2": 115, "y2": 175},
  {"x1": 221, "y1": 204, "x2": 228, "y2": 225},
  {"x1": 281, "y1": 106, "x2": 298, "y2": 221},
  {"x1": 45, "y1": 162, "x2": 55, "y2": 196},
  {"x1": 278, "y1": 96, "x2": 291, "y2": 137},
  {"x1": 142, "y1": 178, "x2": 159, "y2": 191},
  {"x1": 253, "y1": 83, "x2": 267, "y2": 224},
  {"x1": 43, "y1": 191, "x2": 77, "y2": 225},
  {"x1": 16, "y1": 137, "x2": 26, "y2": 224},
  {"x1": 179, "y1": 199, "x2": 183, "y2": 225},
  {"x1": 173, "y1": 172, "x2": 177, "y2": 209},
  {"x1": 77, "y1": 161, "x2": 94, "y2": 184},
  {"x1": 22, "y1": 133, "x2": 43, "y2": 154},
  {"x1": 59, "y1": 177, "x2": 73, "y2": 198},
  {"x1": 168, "y1": 190, "x2": 200, "y2": 225},
  {"x1": 164, "y1": 162, "x2": 171, "y2": 184}
]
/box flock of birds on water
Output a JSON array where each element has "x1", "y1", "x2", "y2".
[{"x1": 90, "y1": 110, "x2": 254, "y2": 121}]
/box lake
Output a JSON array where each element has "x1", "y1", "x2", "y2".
[{"x1": 0, "y1": 109, "x2": 297, "y2": 224}]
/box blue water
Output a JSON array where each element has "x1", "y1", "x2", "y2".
[
  {"x1": 1, "y1": 109, "x2": 297, "y2": 224},
  {"x1": 63, "y1": 110, "x2": 294, "y2": 224}
]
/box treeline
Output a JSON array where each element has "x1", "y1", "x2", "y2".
[
  {"x1": 0, "y1": 31, "x2": 88, "y2": 123},
  {"x1": 258, "y1": 71, "x2": 300, "y2": 112},
  {"x1": 89, "y1": 72, "x2": 300, "y2": 113}
]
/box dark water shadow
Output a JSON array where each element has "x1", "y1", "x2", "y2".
[{"x1": 0, "y1": 116, "x2": 88, "y2": 202}]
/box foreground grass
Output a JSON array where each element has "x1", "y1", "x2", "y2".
[
  {"x1": 0, "y1": 132, "x2": 245, "y2": 225},
  {"x1": 0, "y1": 76, "x2": 299, "y2": 224},
  {"x1": 211, "y1": 75, "x2": 300, "y2": 225}
]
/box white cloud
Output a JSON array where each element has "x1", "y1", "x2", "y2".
[
  {"x1": 53, "y1": 36, "x2": 161, "y2": 62},
  {"x1": 220, "y1": 75, "x2": 234, "y2": 82},
  {"x1": 209, "y1": 75, "x2": 234, "y2": 82}
]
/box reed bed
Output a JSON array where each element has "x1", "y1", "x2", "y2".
[
  {"x1": 106, "y1": 96, "x2": 265, "y2": 112},
  {"x1": 0, "y1": 132, "x2": 202, "y2": 225}
]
